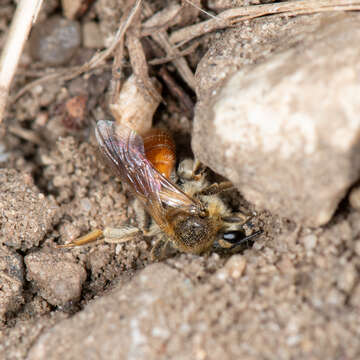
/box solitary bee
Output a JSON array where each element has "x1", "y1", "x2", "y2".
[{"x1": 59, "y1": 120, "x2": 261, "y2": 260}]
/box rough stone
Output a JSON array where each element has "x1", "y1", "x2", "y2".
[
  {"x1": 29, "y1": 16, "x2": 81, "y2": 66},
  {"x1": 25, "y1": 250, "x2": 87, "y2": 307},
  {"x1": 26, "y1": 245, "x2": 360, "y2": 360},
  {"x1": 193, "y1": 13, "x2": 360, "y2": 226},
  {"x1": 27, "y1": 264, "x2": 191, "y2": 359},
  {"x1": 0, "y1": 169, "x2": 60, "y2": 250},
  {"x1": 0, "y1": 245, "x2": 24, "y2": 320}
]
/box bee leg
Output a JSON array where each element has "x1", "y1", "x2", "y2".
[
  {"x1": 178, "y1": 159, "x2": 206, "y2": 181},
  {"x1": 142, "y1": 223, "x2": 161, "y2": 238},
  {"x1": 221, "y1": 212, "x2": 254, "y2": 227},
  {"x1": 56, "y1": 229, "x2": 104, "y2": 248},
  {"x1": 102, "y1": 226, "x2": 141, "y2": 243},
  {"x1": 57, "y1": 226, "x2": 141, "y2": 248},
  {"x1": 217, "y1": 211, "x2": 261, "y2": 250},
  {"x1": 192, "y1": 159, "x2": 206, "y2": 180},
  {"x1": 196, "y1": 181, "x2": 234, "y2": 196},
  {"x1": 132, "y1": 198, "x2": 149, "y2": 232},
  {"x1": 132, "y1": 199, "x2": 163, "y2": 238},
  {"x1": 150, "y1": 237, "x2": 170, "y2": 261}
]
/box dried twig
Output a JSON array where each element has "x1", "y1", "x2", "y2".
[
  {"x1": 142, "y1": 2, "x2": 196, "y2": 91},
  {"x1": 159, "y1": 66, "x2": 194, "y2": 119},
  {"x1": 8, "y1": 125, "x2": 45, "y2": 146},
  {"x1": 0, "y1": 0, "x2": 43, "y2": 123},
  {"x1": 141, "y1": 3, "x2": 182, "y2": 37},
  {"x1": 144, "y1": 36, "x2": 194, "y2": 118},
  {"x1": 125, "y1": 2, "x2": 163, "y2": 104},
  {"x1": 169, "y1": 0, "x2": 360, "y2": 45},
  {"x1": 148, "y1": 40, "x2": 200, "y2": 66},
  {"x1": 109, "y1": 0, "x2": 145, "y2": 106},
  {"x1": 109, "y1": 42, "x2": 126, "y2": 107},
  {"x1": 126, "y1": 28, "x2": 162, "y2": 103}
]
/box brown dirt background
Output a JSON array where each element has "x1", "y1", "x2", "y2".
[{"x1": 1, "y1": 1, "x2": 360, "y2": 359}]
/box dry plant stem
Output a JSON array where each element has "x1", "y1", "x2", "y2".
[
  {"x1": 170, "y1": 0, "x2": 360, "y2": 45},
  {"x1": 145, "y1": 36, "x2": 194, "y2": 117},
  {"x1": 142, "y1": 2, "x2": 196, "y2": 91},
  {"x1": 0, "y1": 0, "x2": 43, "y2": 124},
  {"x1": 126, "y1": 17, "x2": 162, "y2": 103},
  {"x1": 148, "y1": 40, "x2": 200, "y2": 66},
  {"x1": 159, "y1": 66, "x2": 194, "y2": 119},
  {"x1": 8, "y1": 125, "x2": 45, "y2": 146},
  {"x1": 12, "y1": 0, "x2": 142, "y2": 104},
  {"x1": 183, "y1": 0, "x2": 218, "y2": 21},
  {"x1": 141, "y1": 3, "x2": 182, "y2": 37},
  {"x1": 109, "y1": 41, "x2": 125, "y2": 106}
]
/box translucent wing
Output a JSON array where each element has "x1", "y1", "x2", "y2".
[
  {"x1": 96, "y1": 120, "x2": 160, "y2": 201},
  {"x1": 95, "y1": 120, "x2": 200, "y2": 229}
]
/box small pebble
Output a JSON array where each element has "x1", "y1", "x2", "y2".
[
  {"x1": 61, "y1": 0, "x2": 83, "y2": 20},
  {"x1": 0, "y1": 245, "x2": 24, "y2": 320},
  {"x1": 83, "y1": 22, "x2": 104, "y2": 49},
  {"x1": 222, "y1": 255, "x2": 247, "y2": 279},
  {"x1": 337, "y1": 264, "x2": 357, "y2": 293},
  {"x1": 62, "y1": 94, "x2": 88, "y2": 130},
  {"x1": 302, "y1": 234, "x2": 317, "y2": 251},
  {"x1": 29, "y1": 16, "x2": 81, "y2": 66},
  {"x1": 25, "y1": 251, "x2": 86, "y2": 307}
]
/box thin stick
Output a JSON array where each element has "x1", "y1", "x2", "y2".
[
  {"x1": 142, "y1": 2, "x2": 196, "y2": 90},
  {"x1": 8, "y1": 125, "x2": 45, "y2": 146},
  {"x1": 158, "y1": 66, "x2": 194, "y2": 119},
  {"x1": 141, "y1": 3, "x2": 182, "y2": 37},
  {"x1": 169, "y1": 0, "x2": 360, "y2": 45},
  {"x1": 148, "y1": 40, "x2": 200, "y2": 65},
  {"x1": 0, "y1": 0, "x2": 44, "y2": 123},
  {"x1": 125, "y1": 12, "x2": 163, "y2": 103}
]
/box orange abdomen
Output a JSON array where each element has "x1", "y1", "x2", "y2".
[{"x1": 143, "y1": 129, "x2": 176, "y2": 179}]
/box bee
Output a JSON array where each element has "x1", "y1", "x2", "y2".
[{"x1": 59, "y1": 120, "x2": 261, "y2": 260}]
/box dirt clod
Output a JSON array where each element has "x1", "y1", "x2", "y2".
[
  {"x1": 0, "y1": 245, "x2": 24, "y2": 321},
  {"x1": 25, "y1": 249, "x2": 87, "y2": 307},
  {"x1": 0, "y1": 169, "x2": 60, "y2": 250}
]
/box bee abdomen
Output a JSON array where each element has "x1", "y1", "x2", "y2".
[{"x1": 143, "y1": 128, "x2": 176, "y2": 179}]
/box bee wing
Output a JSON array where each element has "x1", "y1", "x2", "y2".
[
  {"x1": 95, "y1": 121, "x2": 199, "y2": 227},
  {"x1": 158, "y1": 180, "x2": 199, "y2": 211},
  {"x1": 96, "y1": 120, "x2": 160, "y2": 199}
]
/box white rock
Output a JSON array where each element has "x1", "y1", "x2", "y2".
[{"x1": 193, "y1": 14, "x2": 360, "y2": 226}]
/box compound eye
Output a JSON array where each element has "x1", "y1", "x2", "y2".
[
  {"x1": 219, "y1": 229, "x2": 262, "y2": 250},
  {"x1": 222, "y1": 230, "x2": 246, "y2": 244}
]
